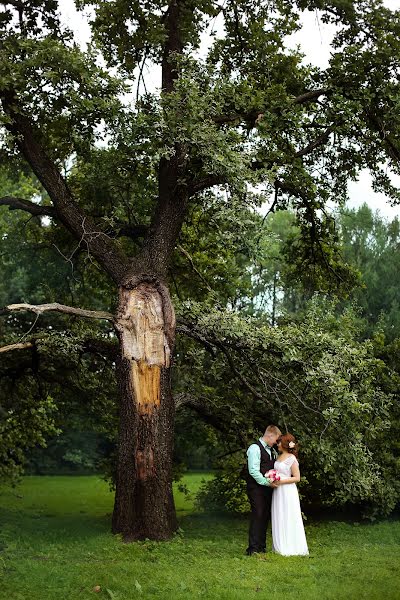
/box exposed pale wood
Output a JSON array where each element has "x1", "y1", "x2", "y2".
[
  {"x1": 115, "y1": 283, "x2": 174, "y2": 416},
  {"x1": 4, "y1": 302, "x2": 114, "y2": 321},
  {"x1": 131, "y1": 362, "x2": 161, "y2": 415},
  {"x1": 0, "y1": 341, "x2": 33, "y2": 354}
]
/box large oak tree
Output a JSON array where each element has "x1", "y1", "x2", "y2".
[{"x1": 1, "y1": 0, "x2": 399, "y2": 540}]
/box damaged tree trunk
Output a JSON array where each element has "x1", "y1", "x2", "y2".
[
  {"x1": 0, "y1": 0, "x2": 190, "y2": 543},
  {"x1": 112, "y1": 279, "x2": 178, "y2": 540}
]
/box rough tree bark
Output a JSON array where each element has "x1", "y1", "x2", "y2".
[
  {"x1": 0, "y1": 0, "x2": 189, "y2": 541},
  {"x1": 112, "y1": 281, "x2": 178, "y2": 539}
]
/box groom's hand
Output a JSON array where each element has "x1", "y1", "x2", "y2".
[{"x1": 270, "y1": 482, "x2": 280, "y2": 488}]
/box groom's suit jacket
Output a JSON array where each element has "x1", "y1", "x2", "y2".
[{"x1": 245, "y1": 440, "x2": 276, "y2": 489}]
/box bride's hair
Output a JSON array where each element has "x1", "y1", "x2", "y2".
[{"x1": 279, "y1": 433, "x2": 299, "y2": 458}]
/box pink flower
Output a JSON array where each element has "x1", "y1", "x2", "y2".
[{"x1": 265, "y1": 469, "x2": 280, "y2": 481}]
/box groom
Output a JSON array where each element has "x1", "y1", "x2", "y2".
[{"x1": 244, "y1": 425, "x2": 282, "y2": 555}]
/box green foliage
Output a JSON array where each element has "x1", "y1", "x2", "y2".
[
  {"x1": 0, "y1": 391, "x2": 58, "y2": 484},
  {"x1": 195, "y1": 453, "x2": 249, "y2": 514},
  {"x1": 26, "y1": 429, "x2": 110, "y2": 474},
  {"x1": 174, "y1": 409, "x2": 219, "y2": 471},
  {"x1": 177, "y1": 297, "x2": 398, "y2": 517},
  {"x1": 340, "y1": 204, "x2": 400, "y2": 341}
]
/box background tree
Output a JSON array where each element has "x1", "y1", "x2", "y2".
[
  {"x1": 1, "y1": 0, "x2": 400, "y2": 540},
  {"x1": 340, "y1": 204, "x2": 400, "y2": 341}
]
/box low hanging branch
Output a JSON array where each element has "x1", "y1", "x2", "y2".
[
  {"x1": 0, "y1": 337, "x2": 118, "y2": 357},
  {"x1": 1, "y1": 302, "x2": 114, "y2": 322},
  {"x1": 177, "y1": 320, "x2": 267, "y2": 403},
  {"x1": 174, "y1": 391, "x2": 230, "y2": 433},
  {"x1": 0, "y1": 341, "x2": 34, "y2": 354}
]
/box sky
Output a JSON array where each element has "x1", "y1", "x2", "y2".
[{"x1": 59, "y1": 0, "x2": 400, "y2": 220}]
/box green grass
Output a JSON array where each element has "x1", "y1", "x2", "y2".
[{"x1": 0, "y1": 474, "x2": 399, "y2": 600}]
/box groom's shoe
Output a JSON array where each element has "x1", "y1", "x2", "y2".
[{"x1": 246, "y1": 548, "x2": 266, "y2": 556}]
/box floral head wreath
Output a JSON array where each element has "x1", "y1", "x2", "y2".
[{"x1": 288, "y1": 441, "x2": 296, "y2": 449}]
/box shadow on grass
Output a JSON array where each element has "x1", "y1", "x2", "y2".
[{"x1": 178, "y1": 511, "x2": 248, "y2": 542}]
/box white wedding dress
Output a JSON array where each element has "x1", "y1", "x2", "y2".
[{"x1": 271, "y1": 455, "x2": 309, "y2": 556}]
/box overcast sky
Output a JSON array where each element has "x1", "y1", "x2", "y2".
[{"x1": 60, "y1": 0, "x2": 400, "y2": 220}]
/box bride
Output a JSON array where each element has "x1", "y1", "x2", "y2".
[{"x1": 271, "y1": 433, "x2": 309, "y2": 556}]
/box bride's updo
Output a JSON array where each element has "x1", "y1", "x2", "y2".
[{"x1": 279, "y1": 433, "x2": 299, "y2": 458}]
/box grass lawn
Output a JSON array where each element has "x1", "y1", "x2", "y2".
[{"x1": 0, "y1": 473, "x2": 399, "y2": 600}]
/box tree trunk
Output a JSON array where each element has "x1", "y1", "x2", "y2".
[{"x1": 112, "y1": 280, "x2": 178, "y2": 540}]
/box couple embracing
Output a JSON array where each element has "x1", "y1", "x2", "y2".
[{"x1": 244, "y1": 425, "x2": 309, "y2": 556}]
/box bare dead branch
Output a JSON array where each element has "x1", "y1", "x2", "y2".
[
  {"x1": 0, "y1": 341, "x2": 33, "y2": 354},
  {"x1": 2, "y1": 302, "x2": 114, "y2": 321}
]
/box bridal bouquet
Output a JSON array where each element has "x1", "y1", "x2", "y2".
[{"x1": 265, "y1": 469, "x2": 280, "y2": 483}]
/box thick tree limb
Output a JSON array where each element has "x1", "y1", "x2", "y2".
[
  {"x1": 0, "y1": 196, "x2": 57, "y2": 218},
  {"x1": 161, "y1": 0, "x2": 184, "y2": 93},
  {"x1": 188, "y1": 175, "x2": 226, "y2": 196},
  {"x1": 174, "y1": 392, "x2": 228, "y2": 433},
  {"x1": 133, "y1": 0, "x2": 191, "y2": 280},
  {"x1": 0, "y1": 199, "x2": 147, "y2": 244},
  {"x1": 0, "y1": 341, "x2": 33, "y2": 354},
  {"x1": 295, "y1": 126, "x2": 334, "y2": 158},
  {"x1": 2, "y1": 303, "x2": 114, "y2": 321},
  {"x1": 176, "y1": 323, "x2": 217, "y2": 356},
  {"x1": 293, "y1": 89, "x2": 330, "y2": 104},
  {"x1": 0, "y1": 92, "x2": 130, "y2": 284},
  {"x1": 212, "y1": 89, "x2": 330, "y2": 127},
  {"x1": 0, "y1": 0, "x2": 23, "y2": 8},
  {"x1": 176, "y1": 320, "x2": 264, "y2": 402}
]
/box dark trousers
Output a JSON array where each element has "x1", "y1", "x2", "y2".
[{"x1": 246, "y1": 482, "x2": 272, "y2": 554}]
